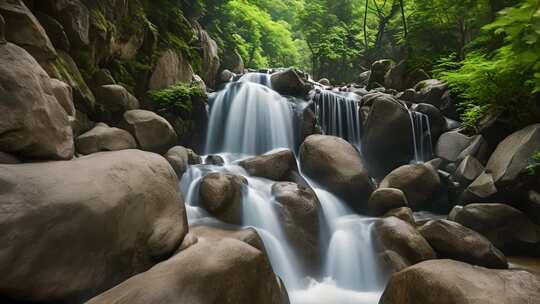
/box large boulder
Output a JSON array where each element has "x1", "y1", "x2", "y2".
[
  {"x1": 94, "y1": 84, "x2": 139, "y2": 124},
  {"x1": 380, "y1": 160, "x2": 441, "y2": 210},
  {"x1": 435, "y1": 130, "x2": 476, "y2": 162},
  {"x1": 379, "y1": 259, "x2": 540, "y2": 304},
  {"x1": 414, "y1": 79, "x2": 456, "y2": 118},
  {"x1": 86, "y1": 237, "x2": 288, "y2": 304},
  {"x1": 418, "y1": 219, "x2": 508, "y2": 268},
  {"x1": 37, "y1": 0, "x2": 90, "y2": 48},
  {"x1": 75, "y1": 123, "x2": 136, "y2": 155},
  {"x1": 374, "y1": 217, "x2": 436, "y2": 272},
  {"x1": 187, "y1": 225, "x2": 266, "y2": 253},
  {"x1": 148, "y1": 49, "x2": 193, "y2": 90},
  {"x1": 199, "y1": 173, "x2": 247, "y2": 224},
  {"x1": 368, "y1": 188, "x2": 409, "y2": 216},
  {"x1": 0, "y1": 42, "x2": 73, "y2": 160},
  {"x1": 0, "y1": 0, "x2": 57, "y2": 61},
  {"x1": 120, "y1": 110, "x2": 177, "y2": 154},
  {"x1": 455, "y1": 155, "x2": 484, "y2": 185},
  {"x1": 0, "y1": 150, "x2": 187, "y2": 302},
  {"x1": 197, "y1": 26, "x2": 220, "y2": 88},
  {"x1": 271, "y1": 68, "x2": 311, "y2": 97},
  {"x1": 164, "y1": 146, "x2": 190, "y2": 178},
  {"x1": 484, "y1": 124, "x2": 540, "y2": 194},
  {"x1": 384, "y1": 60, "x2": 429, "y2": 92},
  {"x1": 35, "y1": 12, "x2": 70, "y2": 52},
  {"x1": 299, "y1": 135, "x2": 373, "y2": 209},
  {"x1": 239, "y1": 149, "x2": 298, "y2": 181},
  {"x1": 272, "y1": 182, "x2": 320, "y2": 275},
  {"x1": 49, "y1": 78, "x2": 75, "y2": 119},
  {"x1": 449, "y1": 203, "x2": 540, "y2": 255},
  {"x1": 384, "y1": 207, "x2": 415, "y2": 226},
  {"x1": 361, "y1": 93, "x2": 414, "y2": 178},
  {"x1": 367, "y1": 59, "x2": 392, "y2": 89}
]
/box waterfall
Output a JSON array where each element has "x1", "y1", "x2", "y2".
[
  {"x1": 205, "y1": 73, "x2": 295, "y2": 155},
  {"x1": 182, "y1": 74, "x2": 386, "y2": 304},
  {"x1": 409, "y1": 111, "x2": 433, "y2": 163},
  {"x1": 312, "y1": 90, "x2": 362, "y2": 147}
]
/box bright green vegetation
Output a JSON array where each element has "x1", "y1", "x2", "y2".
[
  {"x1": 147, "y1": 82, "x2": 206, "y2": 113},
  {"x1": 527, "y1": 150, "x2": 540, "y2": 175},
  {"x1": 435, "y1": 0, "x2": 540, "y2": 126},
  {"x1": 195, "y1": 0, "x2": 539, "y2": 127}
]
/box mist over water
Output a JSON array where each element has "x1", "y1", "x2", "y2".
[{"x1": 183, "y1": 73, "x2": 388, "y2": 303}]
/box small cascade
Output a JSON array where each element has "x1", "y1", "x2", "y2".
[
  {"x1": 409, "y1": 110, "x2": 433, "y2": 163},
  {"x1": 239, "y1": 72, "x2": 273, "y2": 87},
  {"x1": 205, "y1": 73, "x2": 296, "y2": 155},
  {"x1": 312, "y1": 90, "x2": 362, "y2": 147}
]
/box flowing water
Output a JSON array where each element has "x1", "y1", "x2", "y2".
[
  {"x1": 182, "y1": 73, "x2": 387, "y2": 303},
  {"x1": 312, "y1": 90, "x2": 362, "y2": 148},
  {"x1": 409, "y1": 110, "x2": 433, "y2": 163}
]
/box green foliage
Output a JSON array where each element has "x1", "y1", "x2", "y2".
[
  {"x1": 147, "y1": 82, "x2": 206, "y2": 113},
  {"x1": 204, "y1": 0, "x2": 302, "y2": 69},
  {"x1": 435, "y1": 0, "x2": 540, "y2": 126},
  {"x1": 527, "y1": 150, "x2": 540, "y2": 175}
]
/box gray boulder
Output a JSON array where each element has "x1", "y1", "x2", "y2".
[
  {"x1": 239, "y1": 149, "x2": 298, "y2": 181},
  {"x1": 380, "y1": 259, "x2": 540, "y2": 304},
  {"x1": 486, "y1": 124, "x2": 540, "y2": 190},
  {"x1": 455, "y1": 155, "x2": 484, "y2": 185},
  {"x1": 164, "y1": 146, "x2": 190, "y2": 178},
  {"x1": 0, "y1": 0, "x2": 57, "y2": 61},
  {"x1": 368, "y1": 188, "x2": 409, "y2": 216},
  {"x1": 414, "y1": 79, "x2": 456, "y2": 118},
  {"x1": 272, "y1": 182, "x2": 321, "y2": 275},
  {"x1": 418, "y1": 219, "x2": 508, "y2": 268},
  {"x1": 35, "y1": 12, "x2": 70, "y2": 52},
  {"x1": 271, "y1": 68, "x2": 311, "y2": 97},
  {"x1": 384, "y1": 207, "x2": 415, "y2": 226},
  {"x1": 435, "y1": 130, "x2": 476, "y2": 162},
  {"x1": 75, "y1": 123, "x2": 136, "y2": 155},
  {"x1": 367, "y1": 59, "x2": 392, "y2": 90},
  {"x1": 0, "y1": 150, "x2": 187, "y2": 302},
  {"x1": 299, "y1": 135, "x2": 373, "y2": 209},
  {"x1": 449, "y1": 203, "x2": 540, "y2": 255},
  {"x1": 120, "y1": 110, "x2": 177, "y2": 154},
  {"x1": 50, "y1": 78, "x2": 75, "y2": 118},
  {"x1": 149, "y1": 49, "x2": 193, "y2": 90},
  {"x1": 42, "y1": 0, "x2": 90, "y2": 47},
  {"x1": 361, "y1": 93, "x2": 414, "y2": 178},
  {"x1": 380, "y1": 160, "x2": 442, "y2": 210},
  {"x1": 0, "y1": 42, "x2": 73, "y2": 160},
  {"x1": 374, "y1": 216, "x2": 436, "y2": 272},
  {"x1": 199, "y1": 173, "x2": 247, "y2": 224},
  {"x1": 86, "y1": 237, "x2": 287, "y2": 304},
  {"x1": 95, "y1": 85, "x2": 139, "y2": 123}
]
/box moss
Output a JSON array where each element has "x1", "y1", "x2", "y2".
[{"x1": 147, "y1": 82, "x2": 205, "y2": 113}]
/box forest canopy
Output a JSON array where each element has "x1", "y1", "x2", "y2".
[{"x1": 195, "y1": 0, "x2": 539, "y2": 127}]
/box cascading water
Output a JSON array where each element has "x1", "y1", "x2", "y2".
[
  {"x1": 181, "y1": 73, "x2": 386, "y2": 303},
  {"x1": 205, "y1": 73, "x2": 295, "y2": 155},
  {"x1": 312, "y1": 90, "x2": 362, "y2": 147},
  {"x1": 409, "y1": 110, "x2": 433, "y2": 163}
]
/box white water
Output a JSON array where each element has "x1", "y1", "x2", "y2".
[
  {"x1": 182, "y1": 73, "x2": 386, "y2": 303},
  {"x1": 409, "y1": 110, "x2": 433, "y2": 163},
  {"x1": 313, "y1": 90, "x2": 362, "y2": 148}
]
